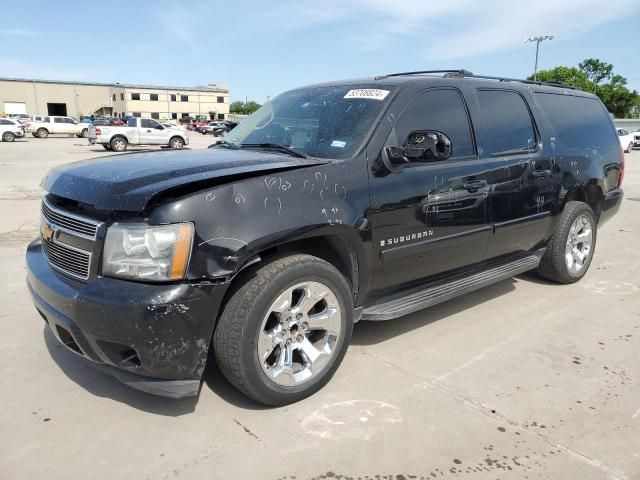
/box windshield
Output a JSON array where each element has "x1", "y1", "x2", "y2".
[{"x1": 224, "y1": 85, "x2": 393, "y2": 159}]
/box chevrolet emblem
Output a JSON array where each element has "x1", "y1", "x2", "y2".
[{"x1": 40, "y1": 221, "x2": 56, "y2": 242}]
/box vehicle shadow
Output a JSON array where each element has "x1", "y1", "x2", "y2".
[
  {"x1": 201, "y1": 360, "x2": 273, "y2": 411},
  {"x1": 43, "y1": 327, "x2": 198, "y2": 416},
  {"x1": 351, "y1": 277, "x2": 518, "y2": 346}
]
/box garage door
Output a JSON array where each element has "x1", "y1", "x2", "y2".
[{"x1": 4, "y1": 102, "x2": 26, "y2": 115}]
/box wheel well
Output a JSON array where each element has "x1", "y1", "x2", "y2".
[
  {"x1": 169, "y1": 135, "x2": 184, "y2": 143},
  {"x1": 110, "y1": 135, "x2": 127, "y2": 143},
  {"x1": 37, "y1": 127, "x2": 48, "y2": 132},
  {"x1": 564, "y1": 185, "x2": 603, "y2": 220}
]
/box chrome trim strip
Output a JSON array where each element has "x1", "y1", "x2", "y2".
[{"x1": 41, "y1": 198, "x2": 102, "y2": 240}]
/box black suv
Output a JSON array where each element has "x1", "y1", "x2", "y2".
[{"x1": 26, "y1": 70, "x2": 624, "y2": 406}]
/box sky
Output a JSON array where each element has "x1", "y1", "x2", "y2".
[{"x1": 1, "y1": 0, "x2": 639, "y2": 102}]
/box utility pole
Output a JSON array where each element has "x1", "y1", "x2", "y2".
[{"x1": 524, "y1": 35, "x2": 554, "y2": 81}]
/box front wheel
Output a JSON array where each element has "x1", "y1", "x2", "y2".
[
  {"x1": 214, "y1": 254, "x2": 353, "y2": 406},
  {"x1": 169, "y1": 137, "x2": 185, "y2": 149},
  {"x1": 2, "y1": 132, "x2": 15, "y2": 142},
  {"x1": 81, "y1": 128, "x2": 88, "y2": 138},
  {"x1": 537, "y1": 201, "x2": 596, "y2": 284}
]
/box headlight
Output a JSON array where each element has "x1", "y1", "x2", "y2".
[{"x1": 102, "y1": 223, "x2": 194, "y2": 281}]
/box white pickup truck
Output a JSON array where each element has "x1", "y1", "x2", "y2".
[
  {"x1": 88, "y1": 117, "x2": 189, "y2": 151},
  {"x1": 30, "y1": 116, "x2": 89, "y2": 139}
]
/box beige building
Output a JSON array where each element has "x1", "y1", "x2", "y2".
[{"x1": 0, "y1": 77, "x2": 230, "y2": 121}]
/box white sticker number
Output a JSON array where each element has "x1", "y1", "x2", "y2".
[{"x1": 344, "y1": 89, "x2": 390, "y2": 101}]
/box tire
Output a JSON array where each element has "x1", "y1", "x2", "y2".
[
  {"x1": 625, "y1": 142, "x2": 632, "y2": 153},
  {"x1": 36, "y1": 128, "x2": 48, "y2": 139},
  {"x1": 169, "y1": 136, "x2": 185, "y2": 149},
  {"x1": 110, "y1": 136, "x2": 127, "y2": 152},
  {"x1": 2, "y1": 132, "x2": 15, "y2": 142},
  {"x1": 214, "y1": 254, "x2": 354, "y2": 406},
  {"x1": 81, "y1": 128, "x2": 88, "y2": 138},
  {"x1": 102, "y1": 144, "x2": 112, "y2": 151},
  {"x1": 537, "y1": 201, "x2": 597, "y2": 284}
]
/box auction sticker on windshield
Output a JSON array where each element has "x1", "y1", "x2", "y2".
[{"x1": 344, "y1": 89, "x2": 390, "y2": 100}]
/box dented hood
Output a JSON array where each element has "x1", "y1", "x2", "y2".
[{"x1": 41, "y1": 148, "x2": 327, "y2": 211}]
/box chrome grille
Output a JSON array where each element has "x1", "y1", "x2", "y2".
[
  {"x1": 42, "y1": 237, "x2": 91, "y2": 280},
  {"x1": 41, "y1": 199, "x2": 100, "y2": 240}
]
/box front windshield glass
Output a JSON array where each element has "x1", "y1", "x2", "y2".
[{"x1": 225, "y1": 85, "x2": 393, "y2": 159}]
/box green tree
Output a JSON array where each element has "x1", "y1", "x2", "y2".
[
  {"x1": 578, "y1": 58, "x2": 613, "y2": 93},
  {"x1": 230, "y1": 100, "x2": 262, "y2": 115},
  {"x1": 529, "y1": 66, "x2": 591, "y2": 90},
  {"x1": 531, "y1": 59, "x2": 638, "y2": 118}
]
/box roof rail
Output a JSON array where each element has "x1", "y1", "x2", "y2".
[{"x1": 375, "y1": 69, "x2": 582, "y2": 91}]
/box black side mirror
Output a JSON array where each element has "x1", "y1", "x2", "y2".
[{"x1": 385, "y1": 130, "x2": 452, "y2": 165}]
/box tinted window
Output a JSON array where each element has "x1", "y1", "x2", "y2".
[
  {"x1": 0, "y1": 119, "x2": 11, "y2": 125},
  {"x1": 477, "y1": 90, "x2": 536, "y2": 156},
  {"x1": 535, "y1": 93, "x2": 616, "y2": 149},
  {"x1": 127, "y1": 118, "x2": 137, "y2": 126},
  {"x1": 170, "y1": 95, "x2": 177, "y2": 101},
  {"x1": 131, "y1": 93, "x2": 140, "y2": 100},
  {"x1": 141, "y1": 119, "x2": 160, "y2": 128},
  {"x1": 181, "y1": 95, "x2": 188, "y2": 102},
  {"x1": 151, "y1": 112, "x2": 160, "y2": 119},
  {"x1": 391, "y1": 88, "x2": 474, "y2": 159},
  {"x1": 217, "y1": 96, "x2": 224, "y2": 103},
  {"x1": 150, "y1": 94, "x2": 159, "y2": 101},
  {"x1": 112, "y1": 94, "x2": 116, "y2": 101},
  {"x1": 171, "y1": 113, "x2": 177, "y2": 119},
  {"x1": 120, "y1": 93, "x2": 124, "y2": 101},
  {"x1": 218, "y1": 113, "x2": 224, "y2": 120}
]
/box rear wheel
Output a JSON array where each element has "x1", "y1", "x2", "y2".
[
  {"x1": 537, "y1": 201, "x2": 596, "y2": 284},
  {"x1": 2, "y1": 132, "x2": 15, "y2": 142},
  {"x1": 36, "y1": 128, "x2": 48, "y2": 138},
  {"x1": 214, "y1": 254, "x2": 353, "y2": 406},
  {"x1": 110, "y1": 136, "x2": 127, "y2": 152},
  {"x1": 626, "y1": 142, "x2": 633, "y2": 153},
  {"x1": 169, "y1": 137, "x2": 184, "y2": 149},
  {"x1": 81, "y1": 128, "x2": 88, "y2": 138}
]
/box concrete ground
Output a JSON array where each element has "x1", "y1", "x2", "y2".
[{"x1": 1, "y1": 132, "x2": 639, "y2": 480}]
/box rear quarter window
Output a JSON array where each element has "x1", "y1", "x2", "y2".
[{"x1": 535, "y1": 93, "x2": 616, "y2": 149}]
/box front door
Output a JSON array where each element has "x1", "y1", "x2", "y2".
[
  {"x1": 139, "y1": 119, "x2": 167, "y2": 144},
  {"x1": 368, "y1": 88, "x2": 491, "y2": 295}
]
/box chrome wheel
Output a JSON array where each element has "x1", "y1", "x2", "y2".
[
  {"x1": 113, "y1": 139, "x2": 126, "y2": 151},
  {"x1": 258, "y1": 281, "x2": 342, "y2": 387},
  {"x1": 565, "y1": 215, "x2": 593, "y2": 274},
  {"x1": 170, "y1": 138, "x2": 184, "y2": 149}
]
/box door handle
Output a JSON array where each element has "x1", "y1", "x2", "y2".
[
  {"x1": 462, "y1": 180, "x2": 487, "y2": 191},
  {"x1": 531, "y1": 169, "x2": 552, "y2": 178}
]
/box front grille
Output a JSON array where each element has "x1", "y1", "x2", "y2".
[
  {"x1": 42, "y1": 236, "x2": 91, "y2": 280},
  {"x1": 41, "y1": 199, "x2": 100, "y2": 240}
]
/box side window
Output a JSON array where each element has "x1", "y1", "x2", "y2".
[
  {"x1": 535, "y1": 93, "x2": 617, "y2": 149},
  {"x1": 131, "y1": 93, "x2": 140, "y2": 101},
  {"x1": 127, "y1": 118, "x2": 137, "y2": 126},
  {"x1": 391, "y1": 88, "x2": 475, "y2": 159},
  {"x1": 150, "y1": 94, "x2": 159, "y2": 101},
  {"x1": 141, "y1": 119, "x2": 160, "y2": 128},
  {"x1": 181, "y1": 95, "x2": 188, "y2": 102},
  {"x1": 0, "y1": 119, "x2": 10, "y2": 125},
  {"x1": 170, "y1": 94, "x2": 177, "y2": 101},
  {"x1": 476, "y1": 90, "x2": 536, "y2": 156},
  {"x1": 54, "y1": 117, "x2": 64, "y2": 123},
  {"x1": 43, "y1": 117, "x2": 50, "y2": 122}
]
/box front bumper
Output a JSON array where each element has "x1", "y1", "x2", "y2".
[{"x1": 26, "y1": 238, "x2": 230, "y2": 398}]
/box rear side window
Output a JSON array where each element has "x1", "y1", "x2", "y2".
[
  {"x1": 476, "y1": 90, "x2": 536, "y2": 156},
  {"x1": 127, "y1": 117, "x2": 137, "y2": 126},
  {"x1": 535, "y1": 93, "x2": 616, "y2": 149},
  {"x1": 392, "y1": 88, "x2": 475, "y2": 159},
  {"x1": 54, "y1": 117, "x2": 64, "y2": 123}
]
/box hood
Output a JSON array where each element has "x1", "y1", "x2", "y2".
[{"x1": 42, "y1": 148, "x2": 328, "y2": 211}]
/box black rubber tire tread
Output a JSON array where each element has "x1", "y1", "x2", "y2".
[
  {"x1": 2, "y1": 132, "x2": 15, "y2": 142},
  {"x1": 537, "y1": 201, "x2": 596, "y2": 284},
  {"x1": 213, "y1": 253, "x2": 353, "y2": 406}
]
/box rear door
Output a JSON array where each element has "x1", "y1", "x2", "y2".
[
  {"x1": 472, "y1": 89, "x2": 555, "y2": 259},
  {"x1": 368, "y1": 87, "x2": 491, "y2": 294},
  {"x1": 53, "y1": 117, "x2": 67, "y2": 134}
]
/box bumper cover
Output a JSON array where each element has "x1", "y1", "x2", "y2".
[{"x1": 27, "y1": 238, "x2": 229, "y2": 398}]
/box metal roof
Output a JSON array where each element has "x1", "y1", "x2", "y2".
[{"x1": 0, "y1": 77, "x2": 229, "y2": 93}]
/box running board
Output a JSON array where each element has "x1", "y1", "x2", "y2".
[{"x1": 361, "y1": 251, "x2": 544, "y2": 321}]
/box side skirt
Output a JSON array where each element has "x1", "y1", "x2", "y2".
[{"x1": 360, "y1": 249, "x2": 545, "y2": 321}]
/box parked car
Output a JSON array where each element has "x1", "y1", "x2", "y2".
[
  {"x1": 212, "y1": 120, "x2": 238, "y2": 137},
  {"x1": 88, "y1": 117, "x2": 189, "y2": 151},
  {"x1": 633, "y1": 129, "x2": 640, "y2": 149},
  {"x1": 91, "y1": 119, "x2": 111, "y2": 126},
  {"x1": 30, "y1": 116, "x2": 89, "y2": 138},
  {"x1": 109, "y1": 118, "x2": 125, "y2": 126},
  {"x1": 0, "y1": 117, "x2": 26, "y2": 142},
  {"x1": 617, "y1": 128, "x2": 634, "y2": 152},
  {"x1": 26, "y1": 71, "x2": 624, "y2": 405},
  {"x1": 198, "y1": 121, "x2": 227, "y2": 134},
  {"x1": 162, "y1": 123, "x2": 182, "y2": 129}
]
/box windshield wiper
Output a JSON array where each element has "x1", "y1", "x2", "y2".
[
  {"x1": 209, "y1": 140, "x2": 240, "y2": 149},
  {"x1": 239, "y1": 143, "x2": 308, "y2": 159}
]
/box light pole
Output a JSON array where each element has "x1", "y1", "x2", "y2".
[{"x1": 524, "y1": 35, "x2": 554, "y2": 81}]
